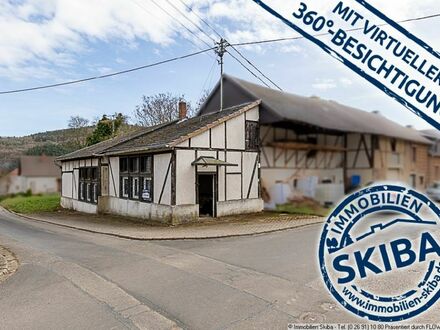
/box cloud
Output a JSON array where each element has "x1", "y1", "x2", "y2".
[
  {"x1": 0, "y1": 0, "x2": 438, "y2": 80},
  {"x1": 0, "y1": 0, "x2": 191, "y2": 79},
  {"x1": 312, "y1": 78, "x2": 337, "y2": 90},
  {"x1": 339, "y1": 78, "x2": 353, "y2": 87}
]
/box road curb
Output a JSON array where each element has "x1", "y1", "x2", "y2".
[{"x1": 1, "y1": 207, "x2": 324, "y2": 241}]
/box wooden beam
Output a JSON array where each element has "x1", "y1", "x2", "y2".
[
  {"x1": 274, "y1": 148, "x2": 284, "y2": 163},
  {"x1": 261, "y1": 147, "x2": 271, "y2": 168},
  {"x1": 247, "y1": 155, "x2": 259, "y2": 199},
  {"x1": 268, "y1": 141, "x2": 346, "y2": 152},
  {"x1": 158, "y1": 156, "x2": 172, "y2": 204},
  {"x1": 352, "y1": 135, "x2": 364, "y2": 168}
]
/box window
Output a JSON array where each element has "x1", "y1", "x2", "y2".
[
  {"x1": 120, "y1": 158, "x2": 128, "y2": 173},
  {"x1": 79, "y1": 182, "x2": 85, "y2": 200},
  {"x1": 390, "y1": 138, "x2": 397, "y2": 152},
  {"x1": 120, "y1": 155, "x2": 153, "y2": 202},
  {"x1": 140, "y1": 156, "x2": 152, "y2": 173},
  {"x1": 412, "y1": 146, "x2": 417, "y2": 162},
  {"x1": 129, "y1": 157, "x2": 139, "y2": 173},
  {"x1": 131, "y1": 177, "x2": 139, "y2": 199},
  {"x1": 245, "y1": 121, "x2": 259, "y2": 150},
  {"x1": 121, "y1": 177, "x2": 129, "y2": 198},
  {"x1": 141, "y1": 177, "x2": 153, "y2": 202},
  {"x1": 86, "y1": 183, "x2": 91, "y2": 202},
  {"x1": 372, "y1": 136, "x2": 380, "y2": 150},
  {"x1": 78, "y1": 166, "x2": 99, "y2": 204},
  {"x1": 93, "y1": 184, "x2": 98, "y2": 202}
]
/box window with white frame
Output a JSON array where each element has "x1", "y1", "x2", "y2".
[
  {"x1": 79, "y1": 167, "x2": 99, "y2": 204},
  {"x1": 120, "y1": 155, "x2": 153, "y2": 202}
]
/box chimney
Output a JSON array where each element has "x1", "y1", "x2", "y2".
[{"x1": 178, "y1": 101, "x2": 187, "y2": 120}]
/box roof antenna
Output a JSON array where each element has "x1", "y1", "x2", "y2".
[{"x1": 215, "y1": 38, "x2": 227, "y2": 111}]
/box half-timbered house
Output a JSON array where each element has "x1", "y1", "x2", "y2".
[{"x1": 57, "y1": 101, "x2": 263, "y2": 224}]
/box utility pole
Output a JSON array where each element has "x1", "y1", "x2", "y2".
[{"x1": 215, "y1": 38, "x2": 227, "y2": 111}]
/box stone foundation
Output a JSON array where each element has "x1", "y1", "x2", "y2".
[{"x1": 216, "y1": 198, "x2": 264, "y2": 217}]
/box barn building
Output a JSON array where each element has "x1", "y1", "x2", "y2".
[
  {"x1": 420, "y1": 129, "x2": 440, "y2": 185},
  {"x1": 57, "y1": 101, "x2": 263, "y2": 225},
  {"x1": 199, "y1": 75, "x2": 432, "y2": 205}
]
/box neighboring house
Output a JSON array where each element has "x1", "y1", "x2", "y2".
[
  {"x1": 199, "y1": 75, "x2": 432, "y2": 204},
  {"x1": 57, "y1": 101, "x2": 263, "y2": 225},
  {"x1": 0, "y1": 167, "x2": 18, "y2": 196},
  {"x1": 420, "y1": 129, "x2": 440, "y2": 185},
  {"x1": 0, "y1": 156, "x2": 61, "y2": 196}
]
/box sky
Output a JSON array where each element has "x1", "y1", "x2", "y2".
[{"x1": 0, "y1": 0, "x2": 439, "y2": 137}]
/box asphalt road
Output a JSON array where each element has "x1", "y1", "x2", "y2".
[{"x1": 0, "y1": 210, "x2": 438, "y2": 329}]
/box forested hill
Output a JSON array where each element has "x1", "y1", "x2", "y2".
[{"x1": 0, "y1": 127, "x2": 93, "y2": 171}]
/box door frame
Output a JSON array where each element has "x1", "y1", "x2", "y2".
[{"x1": 196, "y1": 172, "x2": 217, "y2": 217}]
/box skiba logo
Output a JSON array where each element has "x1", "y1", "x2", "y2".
[{"x1": 319, "y1": 185, "x2": 440, "y2": 322}]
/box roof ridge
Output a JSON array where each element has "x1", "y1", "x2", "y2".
[
  {"x1": 57, "y1": 120, "x2": 179, "y2": 161},
  {"x1": 95, "y1": 120, "x2": 178, "y2": 156},
  {"x1": 196, "y1": 101, "x2": 255, "y2": 119}
]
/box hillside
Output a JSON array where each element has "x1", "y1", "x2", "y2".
[
  {"x1": 0, "y1": 127, "x2": 93, "y2": 171},
  {"x1": 0, "y1": 124, "x2": 141, "y2": 173}
]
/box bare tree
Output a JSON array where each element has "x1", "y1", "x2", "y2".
[
  {"x1": 195, "y1": 89, "x2": 210, "y2": 113},
  {"x1": 68, "y1": 116, "x2": 89, "y2": 129},
  {"x1": 67, "y1": 116, "x2": 90, "y2": 148},
  {"x1": 134, "y1": 93, "x2": 194, "y2": 127}
]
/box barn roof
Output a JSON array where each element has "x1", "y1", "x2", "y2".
[
  {"x1": 57, "y1": 101, "x2": 260, "y2": 161},
  {"x1": 200, "y1": 75, "x2": 430, "y2": 144},
  {"x1": 420, "y1": 129, "x2": 440, "y2": 140}
]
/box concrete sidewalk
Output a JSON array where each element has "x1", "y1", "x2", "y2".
[{"x1": 1, "y1": 207, "x2": 325, "y2": 240}]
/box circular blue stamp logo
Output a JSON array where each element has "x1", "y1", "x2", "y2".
[{"x1": 319, "y1": 185, "x2": 440, "y2": 322}]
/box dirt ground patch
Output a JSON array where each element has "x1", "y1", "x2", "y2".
[{"x1": 0, "y1": 246, "x2": 18, "y2": 283}]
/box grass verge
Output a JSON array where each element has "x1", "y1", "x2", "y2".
[
  {"x1": 0, "y1": 194, "x2": 60, "y2": 214},
  {"x1": 276, "y1": 202, "x2": 329, "y2": 217}
]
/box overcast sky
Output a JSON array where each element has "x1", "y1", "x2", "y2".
[{"x1": 0, "y1": 0, "x2": 438, "y2": 136}]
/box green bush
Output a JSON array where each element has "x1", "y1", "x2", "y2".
[{"x1": 0, "y1": 194, "x2": 60, "y2": 214}]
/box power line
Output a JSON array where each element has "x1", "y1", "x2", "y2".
[
  {"x1": 131, "y1": 0, "x2": 214, "y2": 58},
  {"x1": 130, "y1": 0, "x2": 214, "y2": 60},
  {"x1": 164, "y1": 0, "x2": 216, "y2": 43},
  {"x1": 2, "y1": 9, "x2": 436, "y2": 95},
  {"x1": 230, "y1": 12, "x2": 440, "y2": 47},
  {"x1": 145, "y1": 0, "x2": 214, "y2": 50},
  {"x1": 228, "y1": 44, "x2": 283, "y2": 90},
  {"x1": 176, "y1": 0, "x2": 282, "y2": 90},
  {"x1": 0, "y1": 48, "x2": 214, "y2": 95},
  {"x1": 197, "y1": 57, "x2": 217, "y2": 103},
  {"x1": 227, "y1": 50, "x2": 272, "y2": 89}
]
